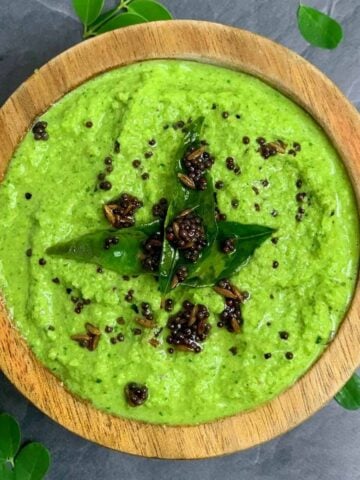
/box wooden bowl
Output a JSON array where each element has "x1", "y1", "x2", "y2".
[{"x1": 0, "y1": 20, "x2": 359, "y2": 459}]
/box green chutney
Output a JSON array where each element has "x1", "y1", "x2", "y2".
[{"x1": 0, "y1": 60, "x2": 358, "y2": 424}]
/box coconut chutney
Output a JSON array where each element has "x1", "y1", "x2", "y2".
[{"x1": 0, "y1": 60, "x2": 358, "y2": 424}]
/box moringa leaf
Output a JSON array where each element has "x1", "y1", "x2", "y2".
[
  {"x1": 46, "y1": 221, "x2": 161, "y2": 276},
  {"x1": 95, "y1": 12, "x2": 147, "y2": 33},
  {"x1": 83, "y1": 0, "x2": 173, "y2": 37},
  {"x1": 335, "y1": 373, "x2": 360, "y2": 410},
  {"x1": 13, "y1": 443, "x2": 50, "y2": 480},
  {"x1": 184, "y1": 222, "x2": 274, "y2": 287},
  {"x1": 72, "y1": 0, "x2": 104, "y2": 26},
  {"x1": 0, "y1": 414, "x2": 50, "y2": 480},
  {"x1": 297, "y1": 5, "x2": 343, "y2": 49},
  {"x1": 128, "y1": 0, "x2": 172, "y2": 21},
  {"x1": 86, "y1": 6, "x2": 121, "y2": 34},
  {"x1": 0, "y1": 463, "x2": 14, "y2": 480},
  {"x1": 0, "y1": 414, "x2": 20, "y2": 464}
]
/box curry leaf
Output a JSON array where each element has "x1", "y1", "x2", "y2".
[
  {"x1": 128, "y1": 0, "x2": 172, "y2": 21},
  {"x1": 158, "y1": 117, "x2": 219, "y2": 293},
  {"x1": 158, "y1": 198, "x2": 179, "y2": 294},
  {"x1": 159, "y1": 118, "x2": 205, "y2": 294},
  {"x1": 179, "y1": 117, "x2": 205, "y2": 153},
  {"x1": 159, "y1": 173, "x2": 217, "y2": 293},
  {"x1": 95, "y1": 12, "x2": 147, "y2": 33},
  {"x1": 0, "y1": 414, "x2": 21, "y2": 464},
  {"x1": 184, "y1": 222, "x2": 274, "y2": 287},
  {"x1": 13, "y1": 443, "x2": 50, "y2": 480},
  {"x1": 297, "y1": 4, "x2": 343, "y2": 49},
  {"x1": 72, "y1": 0, "x2": 104, "y2": 26},
  {"x1": 335, "y1": 373, "x2": 360, "y2": 410},
  {"x1": 47, "y1": 221, "x2": 161, "y2": 276}
]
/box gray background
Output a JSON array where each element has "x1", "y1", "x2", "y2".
[{"x1": 0, "y1": 0, "x2": 359, "y2": 479}]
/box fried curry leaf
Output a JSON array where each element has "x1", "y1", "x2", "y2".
[
  {"x1": 159, "y1": 173, "x2": 217, "y2": 293},
  {"x1": 297, "y1": 5, "x2": 343, "y2": 49},
  {"x1": 47, "y1": 221, "x2": 161, "y2": 276},
  {"x1": 179, "y1": 117, "x2": 204, "y2": 154},
  {"x1": 183, "y1": 221, "x2": 274, "y2": 287},
  {"x1": 158, "y1": 117, "x2": 218, "y2": 293},
  {"x1": 158, "y1": 201, "x2": 179, "y2": 294},
  {"x1": 159, "y1": 117, "x2": 204, "y2": 293},
  {"x1": 335, "y1": 373, "x2": 360, "y2": 410},
  {"x1": 0, "y1": 414, "x2": 20, "y2": 464}
]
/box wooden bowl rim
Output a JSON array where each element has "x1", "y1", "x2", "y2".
[{"x1": 0, "y1": 20, "x2": 359, "y2": 459}]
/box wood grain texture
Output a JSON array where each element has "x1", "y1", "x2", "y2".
[{"x1": 0, "y1": 21, "x2": 359, "y2": 459}]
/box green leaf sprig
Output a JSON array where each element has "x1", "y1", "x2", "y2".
[
  {"x1": 297, "y1": 4, "x2": 343, "y2": 49},
  {"x1": 0, "y1": 413, "x2": 50, "y2": 480},
  {"x1": 72, "y1": 0, "x2": 172, "y2": 39}
]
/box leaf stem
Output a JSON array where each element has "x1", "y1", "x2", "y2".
[{"x1": 83, "y1": 0, "x2": 132, "y2": 38}]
